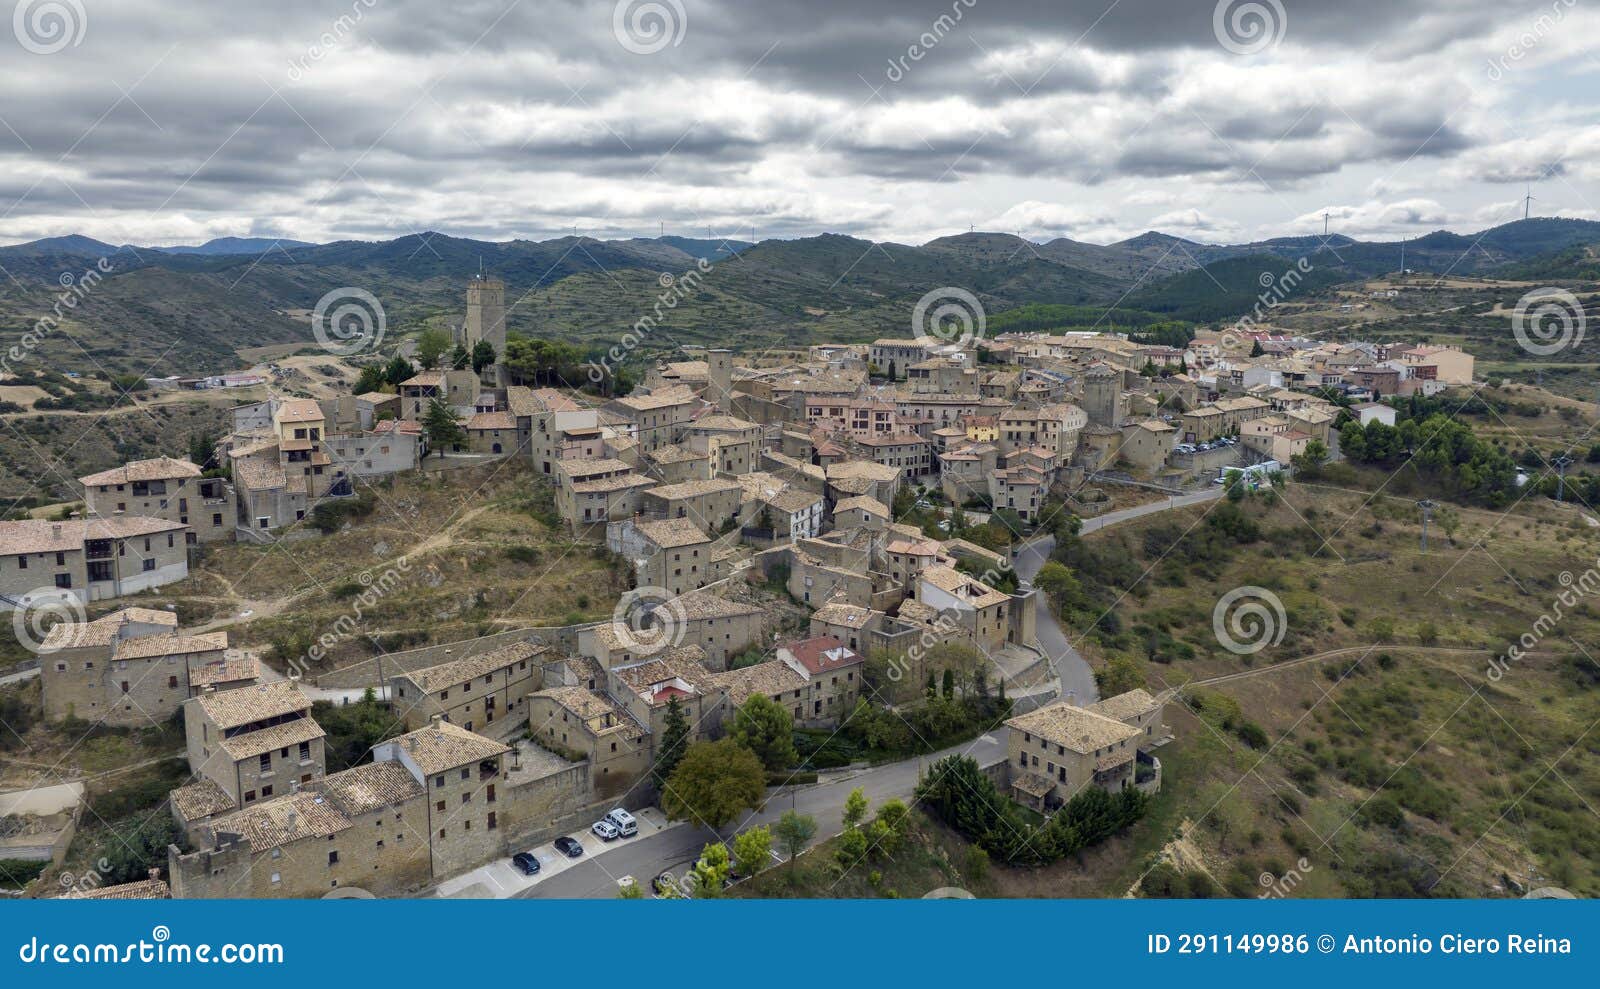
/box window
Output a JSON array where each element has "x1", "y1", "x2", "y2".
[
  {"x1": 143, "y1": 558, "x2": 156, "y2": 572},
  {"x1": 260, "y1": 753, "x2": 272, "y2": 772},
  {"x1": 460, "y1": 767, "x2": 469, "y2": 781},
  {"x1": 17, "y1": 555, "x2": 24, "y2": 570},
  {"x1": 434, "y1": 775, "x2": 445, "y2": 787},
  {"x1": 299, "y1": 741, "x2": 310, "y2": 761},
  {"x1": 328, "y1": 851, "x2": 338, "y2": 865},
  {"x1": 436, "y1": 800, "x2": 445, "y2": 811},
  {"x1": 167, "y1": 675, "x2": 178, "y2": 689},
  {"x1": 488, "y1": 812, "x2": 496, "y2": 830},
  {"x1": 261, "y1": 785, "x2": 273, "y2": 797}
]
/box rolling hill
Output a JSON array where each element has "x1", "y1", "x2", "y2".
[{"x1": 2, "y1": 217, "x2": 1598, "y2": 378}]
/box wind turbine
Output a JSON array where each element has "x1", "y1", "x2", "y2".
[{"x1": 1523, "y1": 185, "x2": 1536, "y2": 221}]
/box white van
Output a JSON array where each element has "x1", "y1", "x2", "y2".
[{"x1": 605, "y1": 808, "x2": 638, "y2": 837}]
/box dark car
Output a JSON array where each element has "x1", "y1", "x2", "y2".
[
  {"x1": 511, "y1": 852, "x2": 541, "y2": 876},
  {"x1": 554, "y1": 836, "x2": 584, "y2": 858}
]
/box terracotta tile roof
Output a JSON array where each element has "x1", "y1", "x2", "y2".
[
  {"x1": 688, "y1": 414, "x2": 759, "y2": 432},
  {"x1": 79, "y1": 456, "x2": 201, "y2": 487},
  {"x1": 1086, "y1": 688, "x2": 1160, "y2": 723},
  {"x1": 676, "y1": 591, "x2": 763, "y2": 620},
  {"x1": 207, "y1": 789, "x2": 352, "y2": 850},
  {"x1": 612, "y1": 650, "x2": 712, "y2": 706},
  {"x1": 706, "y1": 659, "x2": 807, "y2": 707},
  {"x1": 389, "y1": 721, "x2": 511, "y2": 775},
  {"x1": 194, "y1": 681, "x2": 310, "y2": 730},
  {"x1": 1006, "y1": 700, "x2": 1140, "y2": 754},
  {"x1": 317, "y1": 761, "x2": 424, "y2": 815},
  {"x1": 112, "y1": 631, "x2": 228, "y2": 661},
  {"x1": 38, "y1": 608, "x2": 177, "y2": 650},
  {"x1": 0, "y1": 516, "x2": 186, "y2": 555},
  {"x1": 275, "y1": 398, "x2": 324, "y2": 422},
  {"x1": 530, "y1": 686, "x2": 646, "y2": 739},
  {"x1": 401, "y1": 639, "x2": 546, "y2": 692},
  {"x1": 188, "y1": 653, "x2": 260, "y2": 687},
  {"x1": 635, "y1": 517, "x2": 711, "y2": 549},
  {"x1": 60, "y1": 878, "x2": 170, "y2": 900},
  {"x1": 811, "y1": 601, "x2": 873, "y2": 629},
  {"x1": 611, "y1": 386, "x2": 697, "y2": 412},
  {"x1": 219, "y1": 714, "x2": 326, "y2": 761},
  {"x1": 833, "y1": 495, "x2": 888, "y2": 518},
  {"x1": 400, "y1": 371, "x2": 445, "y2": 388},
  {"x1": 646, "y1": 444, "x2": 707, "y2": 465},
  {"x1": 645, "y1": 477, "x2": 742, "y2": 499},
  {"x1": 919, "y1": 565, "x2": 1009, "y2": 609},
  {"x1": 779, "y1": 635, "x2": 863, "y2": 676},
  {"x1": 467, "y1": 411, "x2": 516, "y2": 431},
  {"x1": 169, "y1": 779, "x2": 237, "y2": 821},
  {"x1": 1011, "y1": 772, "x2": 1054, "y2": 798},
  {"x1": 232, "y1": 458, "x2": 286, "y2": 491}
]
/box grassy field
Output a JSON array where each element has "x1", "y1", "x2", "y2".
[
  {"x1": 147, "y1": 460, "x2": 628, "y2": 674},
  {"x1": 1054, "y1": 483, "x2": 1600, "y2": 897}
]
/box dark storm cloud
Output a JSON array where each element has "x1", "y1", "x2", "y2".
[{"x1": 0, "y1": 0, "x2": 1578, "y2": 244}]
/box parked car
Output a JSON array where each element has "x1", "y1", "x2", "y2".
[
  {"x1": 511, "y1": 852, "x2": 541, "y2": 876},
  {"x1": 554, "y1": 836, "x2": 584, "y2": 857},
  {"x1": 592, "y1": 819, "x2": 621, "y2": 841},
  {"x1": 605, "y1": 808, "x2": 638, "y2": 837}
]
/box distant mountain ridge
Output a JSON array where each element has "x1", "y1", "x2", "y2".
[{"x1": 2, "y1": 217, "x2": 1597, "y2": 377}]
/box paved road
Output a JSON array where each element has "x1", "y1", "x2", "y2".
[
  {"x1": 1012, "y1": 487, "x2": 1225, "y2": 706},
  {"x1": 516, "y1": 730, "x2": 1010, "y2": 899}
]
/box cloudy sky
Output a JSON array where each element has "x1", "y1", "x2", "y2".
[{"x1": 0, "y1": 0, "x2": 1597, "y2": 248}]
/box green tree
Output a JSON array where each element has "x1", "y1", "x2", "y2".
[
  {"x1": 449, "y1": 342, "x2": 470, "y2": 370},
  {"x1": 616, "y1": 877, "x2": 644, "y2": 898},
  {"x1": 691, "y1": 841, "x2": 731, "y2": 897},
  {"x1": 1094, "y1": 654, "x2": 1146, "y2": 697},
  {"x1": 382, "y1": 354, "x2": 415, "y2": 386},
  {"x1": 842, "y1": 786, "x2": 869, "y2": 830},
  {"x1": 729, "y1": 693, "x2": 799, "y2": 771},
  {"x1": 187, "y1": 430, "x2": 218, "y2": 472},
  {"x1": 773, "y1": 810, "x2": 817, "y2": 883},
  {"x1": 868, "y1": 798, "x2": 910, "y2": 858},
  {"x1": 353, "y1": 363, "x2": 388, "y2": 395},
  {"x1": 422, "y1": 398, "x2": 466, "y2": 457},
  {"x1": 732, "y1": 825, "x2": 773, "y2": 877},
  {"x1": 471, "y1": 339, "x2": 497, "y2": 374},
  {"x1": 652, "y1": 695, "x2": 692, "y2": 789},
  {"x1": 660, "y1": 739, "x2": 766, "y2": 832},
  {"x1": 835, "y1": 825, "x2": 869, "y2": 869},
  {"x1": 416, "y1": 326, "x2": 453, "y2": 369}
]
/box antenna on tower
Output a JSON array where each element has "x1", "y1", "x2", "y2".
[
  {"x1": 660, "y1": 220, "x2": 665, "y2": 238},
  {"x1": 1323, "y1": 211, "x2": 1330, "y2": 237}
]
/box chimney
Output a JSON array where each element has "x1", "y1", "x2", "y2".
[
  {"x1": 202, "y1": 684, "x2": 216, "y2": 695},
  {"x1": 52, "y1": 522, "x2": 62, "y2": 538},
  {"x1": 285, "y1": 810, "x2": 297, "y2": 830},
  {"x1": 430, "y1": 713, "x2": 444, "y2": 727},
  {"x1": 148, "y1": 867, "x2": 161, "y2": 881},
  {"x1": 407, "y1": 736, "x2": 418, "y2": 752}
]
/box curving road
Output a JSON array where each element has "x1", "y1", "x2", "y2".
[{"x1": 1013, "y1": 487, "x2": 1224, "y2": 706}]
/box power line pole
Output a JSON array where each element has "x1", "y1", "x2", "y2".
[
  {"x1": 1417, "y1": 499, "x2": 1436, "y2": 551},
  {"x1": 1554, "y1": 455, "x2": 1574, "y2": 502}
]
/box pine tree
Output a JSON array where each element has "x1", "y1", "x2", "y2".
[{"x1": 652, "y1": 695, "x2": 691, "y2": 789}]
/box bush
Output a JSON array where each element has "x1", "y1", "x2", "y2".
[{"x1": 0, "y1": 859, "x2": 49, "y2": 889}]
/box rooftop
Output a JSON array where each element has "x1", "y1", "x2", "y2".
[
  {"x1": 389, "y1": 721, "x2": 512, "y2": 775},
  {"x1": 635, "y1": 517, "x2": 711, "y2": 549},
  {"x1": 401, "y1": 638, "x2": 546, "y2": 692},
  {"x1": 780, "y1": 635, "x2": 864, "y2": 676},
  {"x1": 1006, "y1": 701, "x2": 1140, "y2": 754},
  {"x1": 194, "y1": 680, "x2": 310, "y2": 730},
  {"x1": 79, "y1": 456, "x2": 201, "y2": 487}
]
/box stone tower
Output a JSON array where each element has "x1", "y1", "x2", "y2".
[
  {"x1": 707, "y1": 348, "x2": 733, "y2": 412},
  {"x1": 1082, "y1": 364, "x2": 1124, "y2": 427},
  {"x1": 463, "y1": 275, "x2": 506, "y2": 357}
]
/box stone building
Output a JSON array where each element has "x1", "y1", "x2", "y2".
[
  {"x1": 1003, "y1": 689, "x2": 1168, "y2": 811},
  {"x1": 0, "y1": 516, "x2": 191, "y2": 609},
  {"x1": 183, "y1": 681, "x2": 327, "y2": 808},
  {"x1": 605, "y1": 516, "x2": 713, "y2": 598},
  {"x1": 79, "y1": 457, "x2": 231, "y2": 545},
  {"x1": 39, "y1": 609, "x2": 250, "y2": 726},
  {"x1": 389, "y1": 638, "x2": 548, "y2": 739}
]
